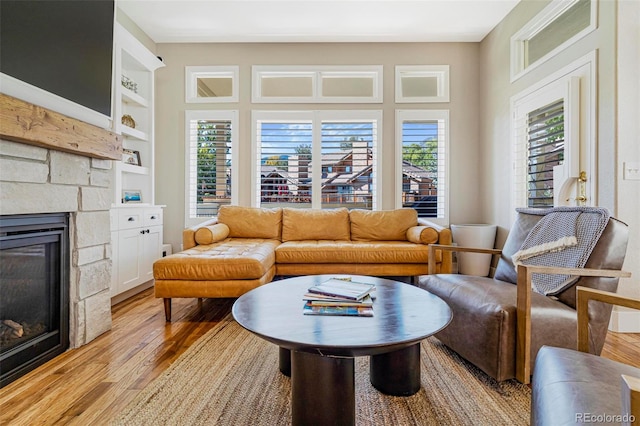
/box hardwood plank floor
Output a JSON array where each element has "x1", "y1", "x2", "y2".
[{"x1": 1, "y1": 288, "x2": 638, "y2": 425}]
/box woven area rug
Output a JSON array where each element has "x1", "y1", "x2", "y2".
[{"x1": 112, "y1": 316, "x2": 530, "y2": 425}]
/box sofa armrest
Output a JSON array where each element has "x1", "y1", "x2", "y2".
[
  {"x1": 515, "y1": 265, "x2": 632, "y2": 384},
  {"x1": 417, "y1": 220, "x2": 455, "y2": 274},
  {"x1": 426, "y1": 244, "x2": 502, "y2": 275},
  {"x1": 183, "y1": 217, "x2": 219, "y2": 250}
]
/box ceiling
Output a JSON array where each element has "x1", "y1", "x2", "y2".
[{"x1": 117, "y1": 0, "x2": 521, "y2": 43}]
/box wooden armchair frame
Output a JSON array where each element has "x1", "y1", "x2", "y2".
[{"x1": 576, "y1": 286, "x2": 640, "y2": 422}]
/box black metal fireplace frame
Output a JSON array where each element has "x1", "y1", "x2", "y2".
[{"x1": 0, "y1": 213, "x2": 70, "y2": 387}]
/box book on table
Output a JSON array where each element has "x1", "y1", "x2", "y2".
[
  {"x1": 302, "y1": 304, "x2": 374, "y2": 317},
  {"x1": 303, "y1": 294, "x2": 374, "y2": 307},
  {"x1": 307, "y1": 278, "x2": 376, "y2": 301}
]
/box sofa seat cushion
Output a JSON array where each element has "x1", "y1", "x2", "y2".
[
  {"x1": 276, "y1": 240, "x2": 433, "y2": 264},
  {"x1": 154, "y1": 238, "x2": 280, "y2": 281},
  {"x1": 418, "y1": 274, "x2": 578, "y2": 382},
  {"x1": 532, "y1": 346, "x2": 640, "y2": 425}
]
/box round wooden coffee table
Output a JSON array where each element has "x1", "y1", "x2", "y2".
[{"x1": 232, "y1": 275, "x2": 452, "y2": 426}]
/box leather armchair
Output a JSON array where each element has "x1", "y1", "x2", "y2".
[
  {"x1": 531, "y1": 287, "x2": 640, "y2": 425},
  {"x1": 418, "y1": 210, "x2": 630, "y2": 383}
]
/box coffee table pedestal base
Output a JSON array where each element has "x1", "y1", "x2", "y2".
[
  {"x1": 291, "y1": 350, "x2": 355, "y2": 426},
  {"x1": 370, "y1": 343, "x2": 421, "y2": 396}
]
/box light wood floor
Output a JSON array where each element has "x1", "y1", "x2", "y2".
[{"x1": 1, "y1": 288, "x2": 639, "y2": 425}]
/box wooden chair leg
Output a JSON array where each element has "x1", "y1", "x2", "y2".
[{"x1": 163, "y1": 298, "x2": 172, "y2": 322}]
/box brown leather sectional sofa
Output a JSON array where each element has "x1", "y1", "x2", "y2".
[{"x1": 154, "y1": 205, "x2": 452, "y2": 320}]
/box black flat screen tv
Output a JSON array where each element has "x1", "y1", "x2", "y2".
[{"x1": 1, "y1": 0, "x2": 115, "y2": 124}]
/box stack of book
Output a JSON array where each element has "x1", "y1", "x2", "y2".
[{"x1": 303, "y1": 277, "x2": 375, "y2": 317}]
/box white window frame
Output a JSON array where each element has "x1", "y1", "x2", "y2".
[
  {"x1": 395, "y1": 109, "x2": 450, "y2": 226},
  {"x1": 184, "y1": 110, "x2": 239, "y2": 227},
  {"x1": 185, "y1": 66, "x2": 239, "y2": 103},
  {"x1": 395, "y1": 65, "x2": 450, "y2": 103},
  {"x1": 251, "y1": 110, "x2": 383, "y2": 209},
  {"x1": 510, "y1": 0, "x2": 597, "y2": 82},
  {"x1": 252, "y1": 65, "x2": 383, "y2": 103}
]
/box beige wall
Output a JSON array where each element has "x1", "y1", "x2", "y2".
[
  {"x1": 153, "y1": 42, "x2": 482, "y2": 250},
  {"x1": 479, "y1": 0, "x2": 639, "y2": 325}
]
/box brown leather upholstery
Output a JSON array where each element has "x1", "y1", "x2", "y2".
[
  {"x1": 531, "y1": 347, "x2": 640, "y2": 425},
  {"x1": 417, "y1": 212, "x2": 629, "y2": 382}
]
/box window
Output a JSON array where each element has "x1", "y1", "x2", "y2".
[
  {"x1": 395, "y1": 66, "x2": 450, "y2": 103},
  {"x1": 511, "y1": 0, "x2": 596, "y2": 81},
  {"x1": 395, "y1": 110, "x2": 449, "y2": 225},
  {"x1": 185, "y1": 110, "x2": 238, "y2": 226},
  {"x1": 252, "y1": 66, "x2": 383, "y2": 103},
  {"x1": 185, "y1": 66, "x2": 239, "y2": 103},
  {"x1": 526, "y1": 100, "x2": 565, "y2": 208},
  {"x1": 252, "y1": 110, "x2": 381, "y2": 210}
]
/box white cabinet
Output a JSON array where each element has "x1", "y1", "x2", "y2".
[
  {"x1": 111, "y1": 207, "x2": 164, "y2": 298},
  {"x1": 112, "y1": 22, "x2": 164, "y2": 207}
]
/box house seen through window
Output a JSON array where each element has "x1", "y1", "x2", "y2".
[{"x1": 254, "y1": 111, "x2": 380, "y2": 210}]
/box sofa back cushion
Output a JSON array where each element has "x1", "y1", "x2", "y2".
[
  {"x1": 350, "y1": 208, "x2": 418, "y2": 241},
  {"x1": 282, "y1": 208, "x2": 350, "y2": 242},
  {"x1": 217, "y1": 205, "x2": 282, "y2": 240}
]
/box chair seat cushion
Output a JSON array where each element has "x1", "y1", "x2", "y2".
[
  {"x1": 276, "y1": 240, "x2": 433, "y2": 264},
  {"x1": 532, "y1": 346, "x2": 640, "y2": 425},
  {"x1": 418, "y1": 274, "x2": 577, "y2": 381},
  {"x1": 154, "y1": 239, "x2": 280, "y2": 280}
]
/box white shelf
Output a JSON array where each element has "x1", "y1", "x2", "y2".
[
  {"x1": 121, "y1": 87, "x2": 148, "y2": 107},
  {"x1": 120, "y1": 162, "x2": 150, "y2": 175},
  {"x1": 121, "y1": 125, "x2": 148, "y2": 141}
]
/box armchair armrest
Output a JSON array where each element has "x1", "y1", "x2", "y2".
[
  {"x1": 576, "y1": 286, "x2": 640, "y2": 352},
  {"x1": 576, "y1": 286, "x2": 640, "y2": 423},
  {"x1": 426, "y1": 244, "x2": 502, "y2": 275},
  {"x1": 622, "y1": 374, "x2": 640, "y2": 425},
  {"x1": 515, "y1": 264, "x2": 632, "y2": 384}
]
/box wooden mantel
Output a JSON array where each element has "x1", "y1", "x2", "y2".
[{"x1": 0, "y1": 93, "x2": 122, "y2": 160}]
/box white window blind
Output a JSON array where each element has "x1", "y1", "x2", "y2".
[
  {"x1": 526, "y1": 99, "x2": 565, "y2": 208},
  {"x1": 321, "y1": 120, "x2": 376, "y2": 209},
  {"x1": 185, "y1": 110, "x2": 237, "y2": 226},
  {"x1": 253, "y1": 110, "x2": 381, "y2": 210},
  {"x1": 396, "y1": 110, "x2": 448, "y2": 224},
  {"x1": 256, "y1": 120, "x2": 313, "y2": 208}
]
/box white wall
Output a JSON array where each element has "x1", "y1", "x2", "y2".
[{"x1": 153, "y1": 42, "x2": 483, "y2": 250}]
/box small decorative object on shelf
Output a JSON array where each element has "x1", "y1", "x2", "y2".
[
  {"x1": 121, "y1": 114, "x2": 136, "y2": 128},
  {"x1": 122, "y1": 149, "x2": 141, "y2": 166},
  {"x1": 122, "y1": 189, "x2": 142, "y2": 204},
  {"x1": 121, "y1": 74, "x2": 138, "y2": 93}
]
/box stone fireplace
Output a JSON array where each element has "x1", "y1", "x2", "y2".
[
  {"x1": 0, "y1": 94, "x2": 121, "y2": 355},
  {"x1": 0, "y1": 138, "x2": 114, "y2": 349}
]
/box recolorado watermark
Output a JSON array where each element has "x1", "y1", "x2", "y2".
[{"x1": 576, "y1": 413, "x2": 636, "y2": 423}]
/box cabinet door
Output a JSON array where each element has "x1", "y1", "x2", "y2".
[
  {"x1": 117, "y1": 228, "x2": 142, "y2": 292},
  {"x1": 141, "y1": 225, "x2": 162, "y2": 283}
]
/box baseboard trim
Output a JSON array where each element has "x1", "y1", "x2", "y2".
[{"x1": 608, "y1": 308, "x2": 640, "y2": 333}]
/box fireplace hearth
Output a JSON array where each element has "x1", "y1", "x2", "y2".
[{"x1": 0, "y1": 213, "x2": 69, "y2": 387}]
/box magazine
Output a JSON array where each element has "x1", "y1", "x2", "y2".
[{"x1": 307, "y1": 278, "x2": 376, "y2": 301}]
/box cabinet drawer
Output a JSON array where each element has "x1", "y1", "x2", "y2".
[
  {"x1": 118, "y1": 209, "x2": 143, "y2": 230},
  {"x1": 144, "y1": 209, "x2": 163, "y2": 227}
]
